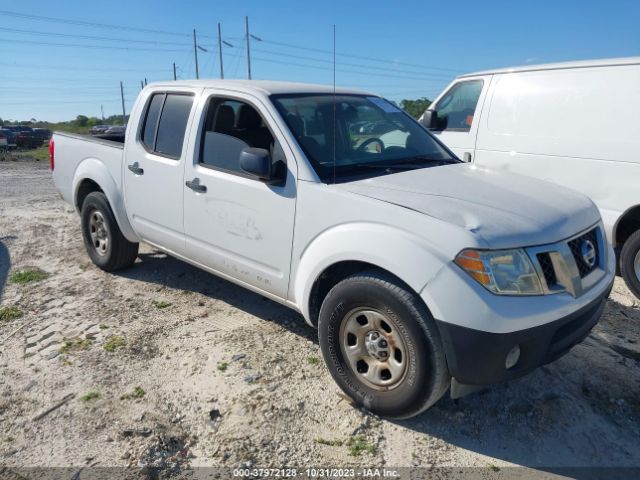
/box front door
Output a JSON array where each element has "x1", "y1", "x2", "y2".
[
  {"x1": 123, "y1": 90, "x2": 197, "y2": 254},
  {"x1": 429, "y1": 76, "x2": 490, "y2": 162},
  {"x1": 182, "y1": 91, "x2": 297, "y2": 298}
]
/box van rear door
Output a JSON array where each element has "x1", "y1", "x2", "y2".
[{"x1": 425, "y1": 76, "x2": 491, "y2": 162}]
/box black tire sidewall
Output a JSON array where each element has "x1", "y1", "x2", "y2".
[
  {"x1": 318, "y1": 273, "x2": 448, "y2": 419},
  {"x1": 620, "y1": 230, "x2": 640, "y2": 299},
  {"x1": 81, "y1": 192, "x2": 118, "y2": 269}
]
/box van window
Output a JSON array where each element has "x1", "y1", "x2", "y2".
[
  {"x1": 199, "y1": 97, "x2": 276, "y2": 174},
  {"x1": 154, "y1": 94, "x2": 194, "y2": 158},
  {"x1": 433, "y1": 80, "x2": 483, "y2": 132}
]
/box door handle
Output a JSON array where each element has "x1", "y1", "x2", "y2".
[
  {"x1": 127, "y1": 162, "x2": 144, "y2": 175},
  {"x1": 185, "y1": 178, "x2": 207, "y2": 193},
  {"x1": 462, "y1": 152, "x2": 472, "y2": 162}
]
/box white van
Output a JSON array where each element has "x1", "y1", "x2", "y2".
[{"x1": 419, "y1": 57, "x2": 640, "y2": 298}]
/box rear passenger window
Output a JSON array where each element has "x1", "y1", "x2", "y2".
[
  {"x1": 141, "y1": 94, "x2": 164, "y2": 150},
  {"x1": 140, "y1": 93, "x2": 194, "y2": 158},
  {"x1": 199, "y1": 97, "x2": 275, "y2": 173},
  {"x1": 433, "y1": 80, "x2": 483, "y2": 132}
]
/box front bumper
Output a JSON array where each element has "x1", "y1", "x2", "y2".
[{"x1": 434, "y1": 278, "x2": 613, "y2": 388}]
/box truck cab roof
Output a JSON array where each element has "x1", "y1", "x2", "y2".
[{"x1": 144, "y1": 79, "x2": 374, "y2": 97}]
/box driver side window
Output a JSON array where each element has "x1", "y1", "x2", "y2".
[
  {"x1": 433, "y1": 80, "x2": 483, "y2": 132},
  {"x1": 199, "y1": 97, "x2": 276, "y2": 174}
]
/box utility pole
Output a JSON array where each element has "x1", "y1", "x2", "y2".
[
  {"x1": 101, "y1": 104, "x2": 104, "y2": 122},
  {"x1": 140, "y1": 80, "x2": 144, "y2": 90},
  {"x1": 120, "y1": 81, "x2": 126, "y2": 125},
  {"x1": 193, "y1": 29, "x2": 200, "y2": 79},
  {"x1": 217, "y1": 22, "x2": 224, "y2": 79},
  {"x1": 144, "y1": 78, "x2": 148, "y2": 86},
  {"x1": 173, "y1": 62, "x2": 177, "y2": 80},
  {"x1": 245, "y1": 16, "x2": 252, "y2": 80}
]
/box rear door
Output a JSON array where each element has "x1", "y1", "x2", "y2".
[
  {"x1": 427, "y1": 76, "x2": 491, "y2": 162},
  {"x1": 182, "y1": 90, "x2": 297, "y2": 298},
  {"x1": 123, "y1": 89, "x2": 197, "y2": 254}
]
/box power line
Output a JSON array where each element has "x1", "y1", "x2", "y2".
[
  {"x1": 261, "y1": 38, "x2": 463, "y2": 74},
  {"x1": 0, "y1": 9, "x2": 196, "y2": 38},
  {"x1": 0, "y1": 61, "x2": 169, "y2": 74},
  {"x1": 0, "y1": 37, "x2": 189, "y2": 52}
]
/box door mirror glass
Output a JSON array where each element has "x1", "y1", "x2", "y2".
[
  {"x1": 419, "y1": 110, "x2": 439, "y2": 130},
  {"x1": 240, "y1": 147, "x2": 276, "y2": 183}
]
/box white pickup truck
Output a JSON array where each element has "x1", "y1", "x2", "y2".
[{"x1": 51, "y1": 80, "x2": 614, "y2": 419}]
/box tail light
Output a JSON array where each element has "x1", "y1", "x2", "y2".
[{"x1": 49, "y1": 138, "x2": 55, "y2": 171}]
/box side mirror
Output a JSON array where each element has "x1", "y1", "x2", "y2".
[
  {"x1": 419, "y1": 110, "x2": 438, "y2": 130},
  {"x1": 239, "y1": 147, "x2": 277, "y2": 183}
]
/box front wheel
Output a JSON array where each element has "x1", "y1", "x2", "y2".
[
  {"x1": 81, "y1": 192, "x2": 139, "y2": 272},
  {"x1": 620, "y1": 230, "x2": 640, "y2": 299},
  {"x1": 318, "y1": 271, "x2": 449, "y2": 419}
]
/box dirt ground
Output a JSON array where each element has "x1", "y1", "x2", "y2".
[{"x1": 1, "y1": 160, "x2": 639, "y2": 476}]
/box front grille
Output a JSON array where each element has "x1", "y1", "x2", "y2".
[
  {"x1": 536, "y1": 252, "x2": 557, "y2": 287},
  {"x1": 567, "y1": 228, "x2": 599, "y2": 278}
]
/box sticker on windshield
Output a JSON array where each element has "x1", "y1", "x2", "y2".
[{"x1": 367, "y1": 97, "x2": 401, "y2": 113}]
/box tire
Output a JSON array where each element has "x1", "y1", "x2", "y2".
[
  {"x1": 318, "y1": 270, "x2": 450, "y2": 419},
  {"x1": 80, "y1": 192, "x2": 139, "y2": 272},
  {"x1": 620, "y1": 229, "x2": 640, "y2": 299}
]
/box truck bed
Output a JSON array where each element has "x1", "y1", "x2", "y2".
[{"x1": 51, "y1": 131, "x2": 125, "y2": 210}]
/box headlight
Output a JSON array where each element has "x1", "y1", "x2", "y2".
[{"x1": 454, "y1": 248, "x2": 543, "y2": 295}]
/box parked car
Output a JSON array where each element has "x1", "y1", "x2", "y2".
[
  {"x1": 4, "y1": 125, "x2": 42, "y2": 148},
  {"x1": 51, "y1": 80, "x2": 614, "y2": 418},
  {"x1": 419, "y1": 57, "x2": 640, "y2": 298},
  {"x1": 90, "y1": 125, "x2": 110, "y2": 135},
  {"x1": 32, "y1": 128, "x2": 52, "y2": 141},
  {"x1": 0, "y1": 129, "x2": 18, "y2": 149},
  {"x1": 0, "y1": 132, "x2": 7, "y2": 150}
]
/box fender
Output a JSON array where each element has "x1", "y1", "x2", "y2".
[
  {"x1": 72, "y1": 158, "x2": 140, "y2": 243},
  {"x1": 291, "y1": 222, "x2": 450, "y2": 325}
]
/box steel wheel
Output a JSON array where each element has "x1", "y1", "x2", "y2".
[
  {"x1": 339, "y1": 308, "x2": 408, "y2": 390},
  {"x1": 88, "y1": 210, "x2": 110, "y2": 256}
]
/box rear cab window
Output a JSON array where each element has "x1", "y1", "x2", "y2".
[
  {"x1": 140, "y1": 92, "x2": 194, "y2": 159},
  {"x1": 432, "y1": 80, "x2": 483, "y2": 132}
]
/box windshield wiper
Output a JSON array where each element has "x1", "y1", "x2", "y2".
[{"x1": 354, "y1": 156, "x2": 456, "y2": 172}]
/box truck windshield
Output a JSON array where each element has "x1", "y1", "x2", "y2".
[{"x1": 271, "y1": 93, "x2": 456, "y2": 182}]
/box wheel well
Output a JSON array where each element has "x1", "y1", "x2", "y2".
[
  {"x1": 615, "y1": 206, "x2": 640, "y2": 248},
  {"x1": 75, "y1": 179, "x2": 103, "y2": 211},
  {"x1": 308, "y1": 261, "x2": 413, "y2": 327}
]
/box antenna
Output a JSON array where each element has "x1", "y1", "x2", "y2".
[{"x1": 332, "y1": 24, "x2": 336, "y2": 184}]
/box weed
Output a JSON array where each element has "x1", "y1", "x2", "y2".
[
  {"x1": 346, "y1": 435, "x2": 376, "y2": 456},
  {"x1": 104, "y1": 335, "x2": 126, "y2": 352},
  {"x1": 487, "y1": 464, "x2": 500, "y2": 472},
  {"x1": 0, "y1": 306, "x2": 23, "y2": 321},
  {"x1": 59, "y1": 337, "x2": 92, "y2": 354},
  {"x1": 80, "y1": 391, "x2": 100, "y2": 402},
  {"x1": 152, "y1": 300, "x2": 172, "y2": 309},
  {"x1": 217, "y1": 362, "x2": 228, "y2": 372},
  {"x1": 316, "y1": 438, "x2": 343, "y2": 447},
  {"x1": 121, "y1": 386, "x2": 146, "y2": 400},
  {"x1": 9, "y1": 269, "x2": 49, "y2": 284},
  {"x1": 306, "y1": 356, "x2": 321, "y2": 365}
]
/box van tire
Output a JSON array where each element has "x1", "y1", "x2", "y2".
[
  {"x1": 81, "y1": 192, "x2": 139, "y2": 272},
  {"x1": 620, "y1": 230, "x2": 640, "y2": 299},
  {"x1": 318, "y1": 270, "x2": 449, "y2": 419}
]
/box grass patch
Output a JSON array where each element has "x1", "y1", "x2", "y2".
[
  {"x1": 216, "y1": 362, "x2": 228, "y2": 372},
  {"x1": 9, "y1": 269, "x2": 49, "y2": 284},
  {"x1": 120, "y1": 386, "x2": 146, "y2": 400},
  {"x1": 59, "y1": 337, "x2": 92, "y2": 354},
  {"x1": 306, "y1": 356, "x2": 321, "y2": 365},
  {"x1": 152, "y1": 300, "x2": 172, "y2": 309},
  {"x1": 80, "y1": 390, "x2": 100, "y2": 402},
  {"x1": 0, "y1": 305, "x2": 23, "y2": 321},
  {"x1": 346, "y1": 435, "x2": 376, "y2": 456},
  {"x1": 487, "y1": 464, "x2": 500, "y2": 472},
  {"x1": 316, "y1": 437, "x2": 343, "y2": 447},
  {"x1": 104, "y1": 335, "x2": 126, "y2": 352}
]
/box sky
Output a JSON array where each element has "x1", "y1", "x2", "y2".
[{"x1": 0, "y1": 0, "x2": 638, "y2": 122}]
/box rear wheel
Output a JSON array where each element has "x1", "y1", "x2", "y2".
[
  {"x1": 81, "y1": 192, "x2": 138, "y2": 271},
  {"x1": 318, "y1": 270, "x2": 449, "y2": 419},
  {"x1": 620, "y1": 230, "x2": 640, "y2": 299}
]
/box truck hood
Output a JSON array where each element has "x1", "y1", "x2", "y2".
[{"x1": 335, "y1": 164, "x2": 600, "y2": 249}]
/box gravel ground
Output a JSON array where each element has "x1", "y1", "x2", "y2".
[{"x1": 0, "y1": 160, "x2": 639, "y2": 476}]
